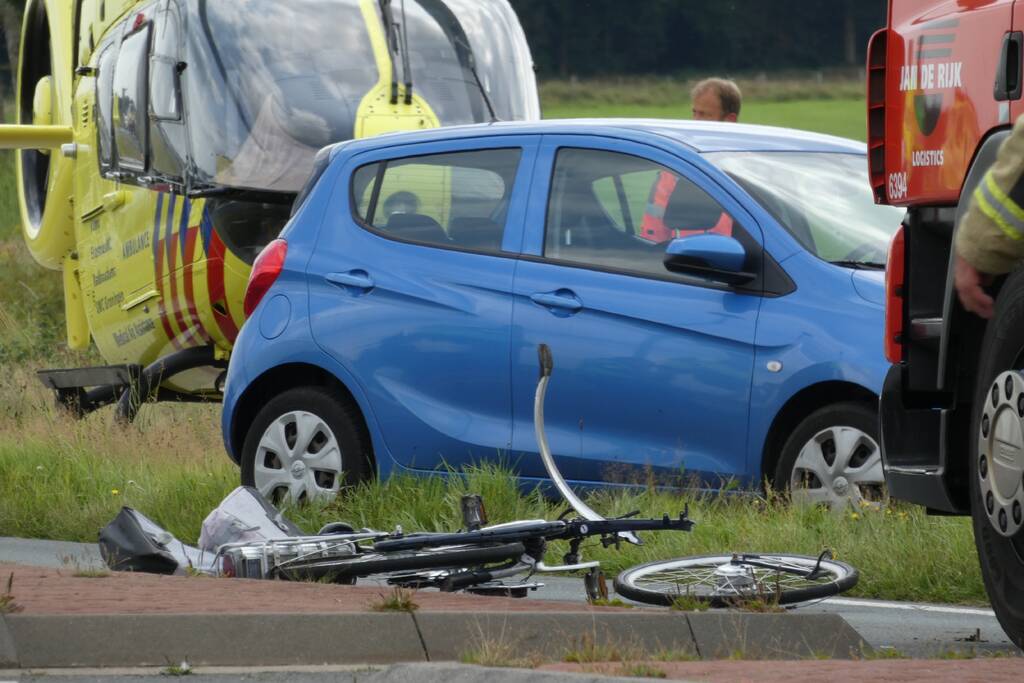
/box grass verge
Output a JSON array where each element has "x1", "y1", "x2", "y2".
[{"x1": 0, "y1": 378, "x2": 986, "y2": 607}]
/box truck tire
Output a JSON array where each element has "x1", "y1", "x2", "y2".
[{"x1": 971, "y1": 267, "x2": 1024, "y2": 649}]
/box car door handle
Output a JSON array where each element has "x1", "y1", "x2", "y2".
[
  {"x1": 325, "y1": 271, "x2": 374, "y2": 291},
  {"x1": 530, "y1": 291, "x2": 582, "y2": 312}
]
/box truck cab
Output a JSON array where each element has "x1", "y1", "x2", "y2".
[{"x1": 872, "y1": 0, "x2": 1024, "y2": 648}]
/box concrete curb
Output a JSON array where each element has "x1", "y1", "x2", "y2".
[
  {"x1": 0, "y1": 615, "x2": 18, "y2": 668},
  {"x1": 1, "y1": 610, "x2": 869, "y2": 668}
]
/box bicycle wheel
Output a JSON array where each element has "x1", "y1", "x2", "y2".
[
  {"x1": 614, "y1": 553, "x2": 858, "y2": 607},
  {"x1": 272, "y1": 542, "x2": 526, "y2": 582}
]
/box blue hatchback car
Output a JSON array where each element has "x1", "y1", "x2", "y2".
[{"x1": 222, "y1": 120, "x2": 906, "y2": 508}]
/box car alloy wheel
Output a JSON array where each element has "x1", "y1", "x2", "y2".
[
  {"x1": 789, "y1": 425, "x2": 885, "y2": 509},
  {"x1": 252, "y1": 410, "x2": 342, "y2": 504},
  {"x1": 240, "y1": 386, "x2": 371, "y2": 506}
]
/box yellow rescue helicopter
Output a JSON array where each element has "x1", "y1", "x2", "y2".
[{"x1": 1, "y1": 0, "x2": 539, "y2": 420}]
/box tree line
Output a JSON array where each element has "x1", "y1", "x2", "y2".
[
  {"x1": 509, "y1": 0, "x2": 888, "y2": 78},
  {"x1": 0, "y1": 1, "x2": 888, "y2": 80}
]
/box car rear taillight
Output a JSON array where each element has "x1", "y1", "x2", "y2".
[
  {"x1": 244, "y1": 238, "x2": 287, "y2": 317},
  {"x1": 885, "y1": 226, "x2": 905, "y2": 364}
]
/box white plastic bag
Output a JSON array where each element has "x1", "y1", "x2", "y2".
[{"x1": 198, "y1": 486, "x2": 303, "y2": 552}]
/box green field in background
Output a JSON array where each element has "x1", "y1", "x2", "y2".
[{"x1": 543, "y1": 98, "x2": 867, "y2": 142}]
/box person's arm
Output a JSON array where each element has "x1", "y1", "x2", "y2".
[{"x1": 954, "y1": 116, "x2": 1024, "y2": 318}]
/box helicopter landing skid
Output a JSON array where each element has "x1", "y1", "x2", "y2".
[
  {"x1": 37, "y1": 345, "x2": 227, "y2": 422},
  {"x1": 37, "y1": 364, "x2": 140, "y2": 419}
]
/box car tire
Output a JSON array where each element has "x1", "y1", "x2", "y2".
[
  {"x1": 240, "y1": 386, "x2": 371, "y2": 505},
  {"x1": 969, "y1": 268, "x2": 1024, "y2": 649},
  {"x1": 774, "y1": 402, "x2": 885, "y2": 509}
]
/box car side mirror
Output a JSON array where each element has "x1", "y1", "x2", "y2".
[{"x1": 663, "y1": 234, "x2": 755, "y2": 286}]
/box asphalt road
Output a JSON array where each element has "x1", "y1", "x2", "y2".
[{"x1": 0, "y1": 537, "x2": 1017, "y2": 658}]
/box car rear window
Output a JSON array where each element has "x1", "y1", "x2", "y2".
[{"x1": 352, "y1": 148, "x2": 521, "y2": 254}]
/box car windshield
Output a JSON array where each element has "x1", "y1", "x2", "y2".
[
  {"x1": 705, "y1": 151, "x2": 905, "y2": 266},
  {"x1": 184, "y1": 0, "x2": 538, "y2": 194}
]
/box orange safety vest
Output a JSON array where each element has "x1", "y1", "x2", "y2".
[{"x1": 640, "y1": 171, "x2": 734, "y2": 242}]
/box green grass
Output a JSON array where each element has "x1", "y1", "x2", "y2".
[
  {"x1": 0, "y1": 151, "x2": 19, "y2": 238},
  {"x1": 543, "y1": 98, "x2": 866, "y2": 142},
  {"x1": 0, "y1": 389, "x2": 986, "y2": 606},
  {"x1": 0, "y1": 148, "x2": 76, "y2": 367},
  {"x1": 371, "y1": 586, "x2": 420, "y2": 612},
  {"x1": 0, "y1": 572, "x2": 23, "y2": 614},
  {"x1": 619, "y1": 664, "x2": 666, "y2": 679},
  {"x1": 539, "y1": 73, "x2": 868, "y2": 140}
]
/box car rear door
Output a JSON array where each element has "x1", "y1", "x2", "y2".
[
  {"x1": 509, "y1": 135, "x2": 764, "y2": 486},
  {"x1": 307, "y1": 135, "x2": 539, "y2": 472}
]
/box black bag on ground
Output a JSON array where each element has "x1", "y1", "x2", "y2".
[{"x1": 98, "y1": 507, "x2": 179, "y2": 574}]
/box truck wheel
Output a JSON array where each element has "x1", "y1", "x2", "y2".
[
  {"x1": 774, "y1": 402, "x2": 885, "y2": 509},
  {"x1": 971, "y1": 268, "x2": 1024, "y2": 649},
  {"x1": 240, "y1": 386, "x2": 371, "y2": 505}
]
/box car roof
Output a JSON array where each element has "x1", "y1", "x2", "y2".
[{"x1": 329, "y1": 119, "x2": 866, "y2": 159}]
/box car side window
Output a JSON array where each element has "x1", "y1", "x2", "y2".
[
  {"x1": 95, "y1": 42, "x2": 118, "y2": 171},
  {"x1": 112, "y1": 21, "x2": 152, "y2": 173},
  {"x1": 353, "y1": 149, "x2": 521, "y2": 254},
  {"x1": 544, "y1": 148, "x2": 750, "y2": 281}
]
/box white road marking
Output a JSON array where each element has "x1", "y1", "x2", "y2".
[{"x1": 824, "y1": 597, "x2": 995, "y2": 616}]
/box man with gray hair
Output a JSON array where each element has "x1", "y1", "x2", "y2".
[{"x1": 690, "y1": 78, "x2": 742, "y2": 122}]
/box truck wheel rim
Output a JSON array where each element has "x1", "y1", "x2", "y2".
[
  {"x1": 978, "y1": 371, "x2": 1024, "y2": 538},
  {"x1": 790, "y1": 426, "x2": 884, "y2": 509},
  {"x1": 253, "y1": 410, "x2": 343, "y2": 504}
]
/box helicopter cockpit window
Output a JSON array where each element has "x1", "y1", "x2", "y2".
[
  {"x1": 112, "y1": 22, "x2": 152, "y2": 173},
  {"x1": 149, "y1": 3, "x2": 186, "y2": 181},
  {"x1": 150, "y1": 8, "x2": 181, "y2": 121},
  {"x1": 184, "y1": 0, "x2": 378, "y2": 194},
  {"x1": 181, "y1": 0, "x2": 539, "y2": 196},
  {"x1": 400, "y1": 0, "x2": 540, "y2": 125},
  {"x1": 95, "y1": 42, "x2": 118, "y2": 171}
]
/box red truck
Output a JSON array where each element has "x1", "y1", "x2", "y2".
[{"x1": 871, "y1": 0, "x2": 1024, "y2": 646}]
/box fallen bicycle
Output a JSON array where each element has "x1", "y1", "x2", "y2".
[{"x1": 99, "y1": 344, "x2": 858, "y2": 606}]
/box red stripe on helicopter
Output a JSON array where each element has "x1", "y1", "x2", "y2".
[
  {"x1": 152, "y1": 194, "x2": 181, "y2": 350},
  {"x1": 165, "y1": 196, "x2": 193, "y2": 346},
  {"x1": 154, "y1": 240, "x2": 181, "y2": 350},
  {"x1": 207, "y1": 231, "x2": 240, "y2": 343},
  {"x1": 182, "y1": 224, "x2": 212, "y2": 344},
  {"x1": 175, "y1": 199, "x2": 208, "y2": 346}
]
